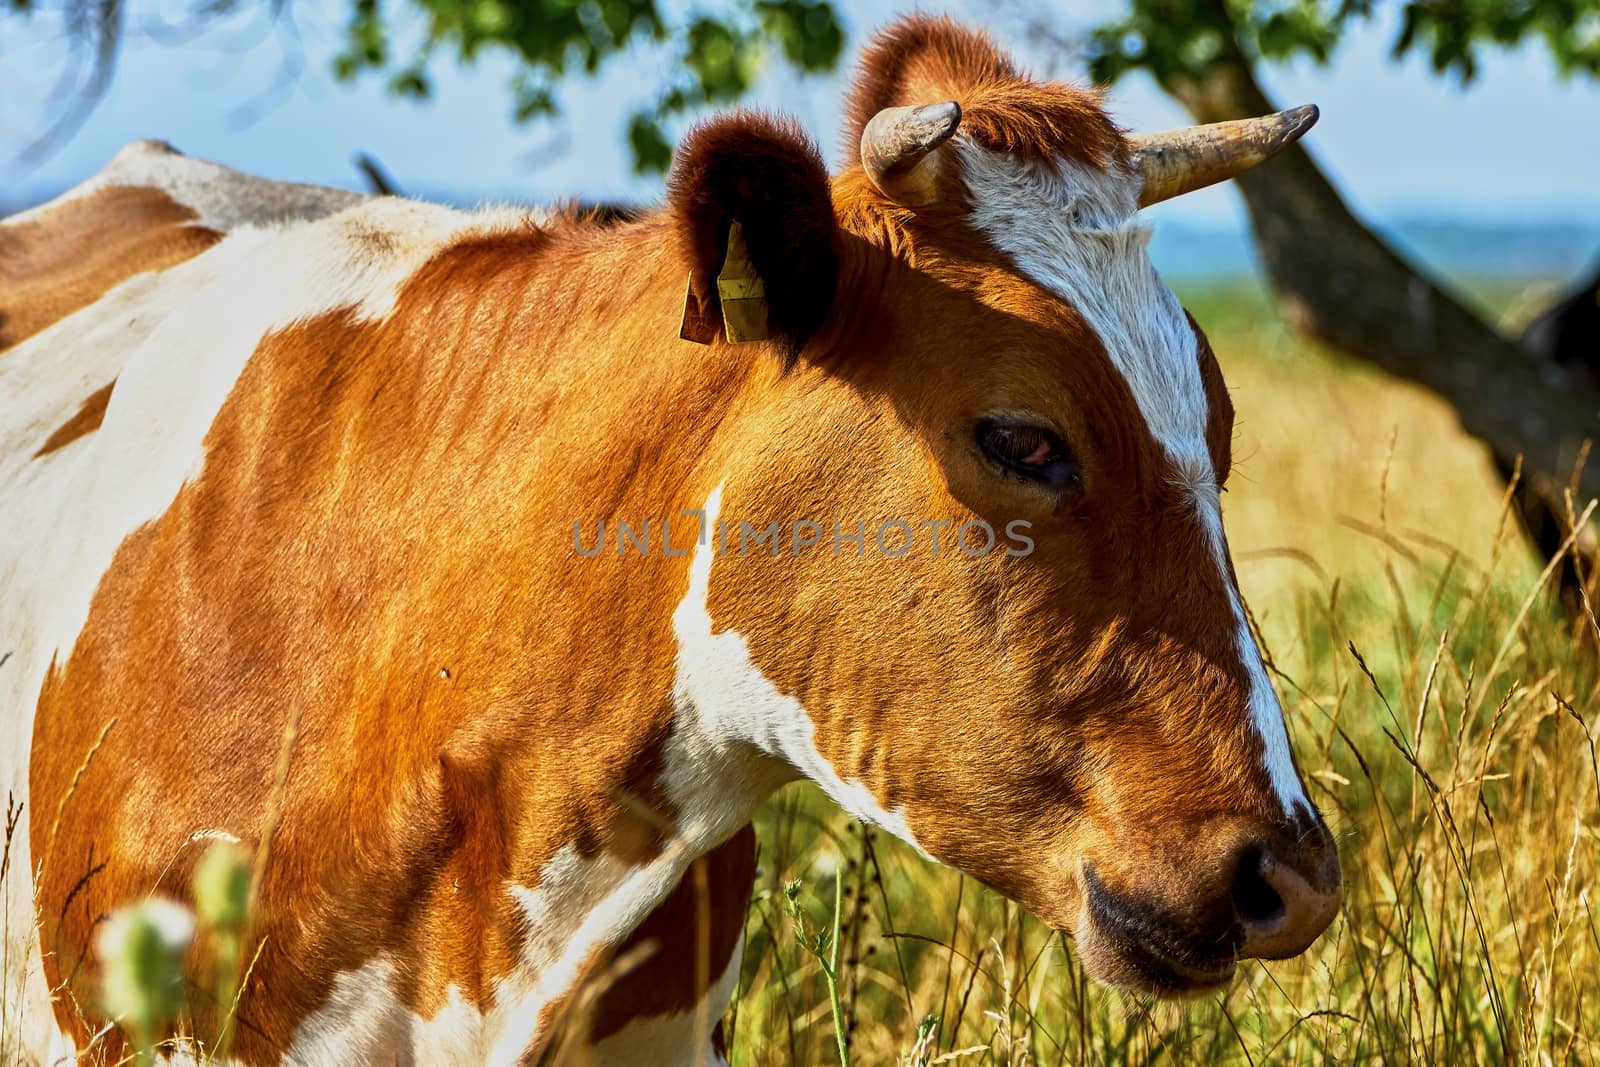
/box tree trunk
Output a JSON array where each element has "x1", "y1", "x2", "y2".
[{"x1": 1166, "y1": 48, "x2": 1597, "y2": 604}]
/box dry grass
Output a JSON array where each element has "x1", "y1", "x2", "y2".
[{"x1": 724, "y1": 281, "x2": 1599, "y2": 1066}]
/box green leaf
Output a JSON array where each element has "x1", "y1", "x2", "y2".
[
  {"x1": 755, "y1": 0, "x2": 844, "y2": 71},
  {"x1": 388, "y1": 68, "x2": 432, "y2": 99},
  {"x1": 628, "y1": 111, "x2": 673, "y2": 174},
  {"x1": 512, "y1": 77, "x2": 556, "y2": 122},
  {"x1": 1085, "y1": 0, "x2": 1600, "y2": 88}
]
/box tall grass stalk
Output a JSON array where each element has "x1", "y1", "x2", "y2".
[{"x1": 785, "y1": 866, "x2": 853, "y2": 1066}]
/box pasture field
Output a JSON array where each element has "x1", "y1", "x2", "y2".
[
  {"x1": 3, "y1": 280, "x2": 1593, "y2": 1066},
  {"x1": 709, "y1": 278, "x2": 1598, "y2": 1066}
]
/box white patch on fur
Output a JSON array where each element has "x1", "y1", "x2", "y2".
[
  {"x1": 1193, "y1": 492, "x2": 1309, "y2": 814},
  {"x1": 0, "y1": 191, "x2": 530, "y2": 1065},
  {"x1": 672, "y1": 485, "x2": 933, "y2": 857},
  {"x1": 275, "y1": 845, "x2": 740, "y2": 1067},
  {"x1": 486, "y1": 847, "x2": 648, "y2": 1065},
  {"x1": 413, "y1": 985, "x2": 493, "y2": 1066},
  {"x1": 475, "y1": 482, "x2": 884, "y2": 1064},
  {"x1": 279, "y1": 829, "x2": 750, "y2": 1066},
  {"x1": 958, "y1": 139, "x2": 1309, "y2": 817},
  {"x1": 44, "y1": 1027, "x2": 80, "y2": 1067},
  {"x1": 437, "y1": 479, "x2": 934, "y2": 1061},
  {"x1": 280, "y1": 956, "x2": 407, "y2": 1064},
  {"x1": 273, "y1": 838, "x2": 748, "y2": 1062},
  {"x1": 957, "y1": 140, "x2": 1203, "y2": 462},
  {"x1": 477, "y1": 477, "x2": 914, "y2": 1062},
  {"x1": 274, "y1": 960, "x2": 493, "y2": 1065},
  {"x1": 483, "y1": 700, "x2": 769, "y2": 1065},
  {"x1": 582, "y1": 940, "x2": 743, "y2": 1066}
]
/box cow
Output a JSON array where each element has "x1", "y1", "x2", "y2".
[
  {"x1": 1520, "y1": 258, "x2": 1600, "y2": 382},
  {"x1": 1500, "y1": 260, "x2": 1600, "y2": 610},
  {"x1": 1, "y1": 17, "x2": 1341, "y2": 1066}
]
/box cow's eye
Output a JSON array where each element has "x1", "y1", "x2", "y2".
[{"x1": 977, "y1": 419, "x2": 1080, "y2": 491}]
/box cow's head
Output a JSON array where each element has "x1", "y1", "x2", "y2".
[{"x1": 666, "y1": 16, "x2": 1339, "y2": 994}]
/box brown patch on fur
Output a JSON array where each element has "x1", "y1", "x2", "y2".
[
  {"x1": 33, "y1": 380, "x2": 115, "y2": 457},
  {"x1": 0, "y1": 186, "x2": 221, "y2": 351},
  {"x1": 844, "y1": 16, "x2": 1126, "y2": 174},
  {"x1": 586, "y1": 825, "x2": 757, "y2": 1042}
]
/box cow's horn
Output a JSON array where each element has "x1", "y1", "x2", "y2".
[
  {"x1": 860, "y1": 101, "x2": 962, "y2": 208},
  {"x1": 1130, "y1": 104, "x2": 1318, "y2": 207}
]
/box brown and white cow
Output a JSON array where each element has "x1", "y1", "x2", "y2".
[{"x1": 1, "y1": 18, "x2": 1340, "y2": 1066}]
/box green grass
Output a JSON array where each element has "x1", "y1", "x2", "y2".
[{"x1": 719, "y1": 280, "x2": 1599, "y2": 1065}]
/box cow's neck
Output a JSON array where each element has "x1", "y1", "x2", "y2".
[
  {"x1": 469, "y1": 505, "x2": 791, "y2": 1061},
  {"x1": 435, "y1": 221, "x2": 805, "y2": 1053}
]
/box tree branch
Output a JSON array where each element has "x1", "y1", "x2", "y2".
[{"x1": 1164, "y1": 27, "x2": 1598, "y2": 529}]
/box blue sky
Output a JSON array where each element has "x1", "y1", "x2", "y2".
[{"x1": 3, "y1": 0, "x2": 1597, "y2": 228}]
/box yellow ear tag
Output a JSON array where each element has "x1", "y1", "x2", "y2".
[
  {"x1": 715, "y1": 221, "x2": 771, "y2": 343},
  {"x1": 677, "y1": 221, "x2": 772, "y2": 345}
]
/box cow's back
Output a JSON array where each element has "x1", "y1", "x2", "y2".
[
  {"x1": 1, "y1": 139, "x2": 365, "y2": 354},
  {"x1": 0, "y1": 141, "x2": 368, "y2": 487}
]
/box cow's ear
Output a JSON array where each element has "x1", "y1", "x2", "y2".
[{"x1": 669, "y1": 112, "x2": 838, "y2": 353}]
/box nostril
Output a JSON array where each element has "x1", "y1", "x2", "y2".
[{"x1": 1231, "y1": 846, "x2": 1285, "y2": 926}]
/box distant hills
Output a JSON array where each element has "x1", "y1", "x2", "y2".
[{"x1": 1150, "y1": 218, "x2": 1600, "y2": 284}]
